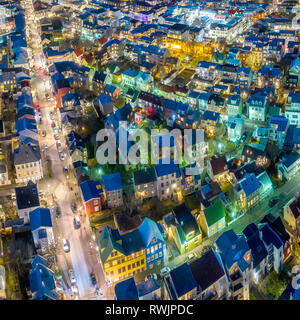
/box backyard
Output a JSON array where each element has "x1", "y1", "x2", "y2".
[{"x1": 257, "y1": 270, "x2": 291, "y2": 300}]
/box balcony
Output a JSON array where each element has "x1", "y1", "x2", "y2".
[
  {"x1": 230, "y1": 271, "x2": 243, "y2": 287},
  {"x1": 232, "y1": 283, "x2": 243, "y2": 298}
]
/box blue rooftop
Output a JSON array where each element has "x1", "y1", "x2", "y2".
[
  {"x1": 80, "y1": 180, "x2": 101, "y2": 202},
  {"x1": 102, "y1": 173, "x2": 123, "y2": 191},
  {"x1": 29, "y1": 208, "x2": 52, "y2": 232}
]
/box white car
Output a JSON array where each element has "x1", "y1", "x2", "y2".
[
  {"x1": 69, "y1": 269, "x2": 76, "y2": 284},
  {"x1": 62, "y1": 238, "x2": 70, "y2": 252},
  {"x1": 44, "y1": 144, "x2": 48, "y2": 150},
  {"x1": 59, "y1": 153, "x2": 65, "y2": 161},
  {"x1": 186, "y1": 253, "x2": 197, "y2": 263},
  {"x1": 160, "y1": 267, "x2": 170, "y2": 278},
  {"x1": 73, "y1": 216, "x2": 81, "y2": 229},
  {"x1": 57, "y1": 145, "x2": 62, "y2": 153},
  {"x1": 106, "y1": 280, "x2": 112, "y2": 288},
  {"x1": 71, "y1": 285, "x2": 79, "y2": 299}
]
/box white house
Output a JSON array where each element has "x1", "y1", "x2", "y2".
[
  {"x1": 29, "y1": 208, "x2": 54, "y2": 253},
  {"x1": 15, "y1": 181, "x2": 40, "y2": 224},
  {"x1": 14, "y1": 143, "x2": 43, "y2": 184},
  {"x1": 278, "y1": 152, "x2": 300, "y2": 181}
]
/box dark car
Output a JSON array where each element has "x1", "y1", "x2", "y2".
[
  {"x1": 269, "y1": 197, "x2": 279, "y2": 208},
  {"x1": 90, "y1": 272, "x2": 97, "y2": 287},
  {"x1": 56, "y1": 206, "x2": 61, "y2": 218},
  {"x1": 71, "y1": 202, "x2": 77, "y2": 213},
  {"x1": 241, "y1": 132, "x2": 247, "y2": 142}
]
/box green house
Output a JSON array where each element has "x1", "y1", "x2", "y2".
[
  {"x1": 212, "y1": 51, "x2": 226, "y2": 64},
  {"x1": 199, "y1": 199, "x2": 226, "y2": 238}
]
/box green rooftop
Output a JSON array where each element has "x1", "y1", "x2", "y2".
[{"x1": 204, "y1": 199, "x2": 226, "y2": 227}]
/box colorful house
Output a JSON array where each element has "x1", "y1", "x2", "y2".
[
  {"x1": 102, "y1": 173, "x2": 123, "y2": 208},
  {"x1": 164, "y1": 203, "x2": 201, "y2": 254},
  {"x1": 80, "y1": 180, "x2": 103, "y2": 215},
  {"x1": 199, "y1": 199, "x2": 226, "y2": 238},
  {"x1": 234, "y1": 173, "x2": 261, "y2": 212},
  {"x1": 215, "y1": 230, "x2": 252, "y2": 300},
  {"x1": 97, "y1": 218, "x2": 166, "y2": 283}
]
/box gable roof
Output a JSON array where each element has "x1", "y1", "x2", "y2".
[
  {"x1": 209, "y1": 156, "x2": 228, "y2": 176},
  {"x1": 168, "y1": 263, "x2": 197, "y2": 299},
  {"x1": 29, "y1": 208, "x2": 52, "y2": 231},
  {"x1": 115, "y1": 277, "x2": 138, "y2": 300},
  {"x1": 239, "y1": 173, "x2": 261, "y2": 197},
  {"x1": 190, "y1": 249, "x2": 225, "y2": 292},
  {"x1": 15, "y1": 181, "x2": 40, "y2": 210},
  {"x1": 29, "y1": 256, "x2": 58, "y2": 300},
  {"x1": 102, "y1": 173, "x2": 122, "y2": 192},
  {"x1": 204, "y1": 199, "x2": 226, "y2": 227},
  {"x1": 98, "y1": 217, "x2": 165, "y2": 263},
  {"x1": 80, "y1": 180, "x2": 101, "y2": 202},
  {"x1": 14, "y1": 143, "x2": 41, "y2": 165},
  {"x1": 133, "y1": 167, "x2": 157, "y2": 185}
]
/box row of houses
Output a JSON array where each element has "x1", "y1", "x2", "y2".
[{"x1": 112, "y1": 209, "x2": 293, "y2": 300}]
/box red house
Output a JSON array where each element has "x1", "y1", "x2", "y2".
[{"x1": 80, "y1": 180, "x2": 104, "y2": 215}]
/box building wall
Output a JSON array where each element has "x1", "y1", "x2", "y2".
[
  {"x1": 84, "y1": 198, "x2": 101, "y2": 215},
  {"x1": 103, "y1": 249, "x2": 146, "y2": 283},
  {"x1": 135, "y1": 181, "x2": 157, "y2": 200},
  {"x1": 106, "y1": 189, "x2": 123, "y2": 208},
  {"x1": 156, "y1": 174, "x2": 181, "y2": 201},
  {"x1": 207, "y1": 217, "x2": 226, "y2": 238},
  {"x1": 15, "y1": 160, "x2": 43, "y2": 184},
  {"x1": 173, "y1": 225, "x2": 201, "y2": 254}
]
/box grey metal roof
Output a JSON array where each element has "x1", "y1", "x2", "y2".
[{"x1": 14, "y1": 143, "x2": 41, "y2": 165}]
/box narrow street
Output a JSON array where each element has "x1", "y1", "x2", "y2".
[{"x1": 22, "y1": 0, "x2": 108, "y2": 299}]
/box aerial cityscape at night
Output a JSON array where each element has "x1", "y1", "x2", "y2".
[{"x1": 0, "y1": 0, "x2": 299, "y2": 304}]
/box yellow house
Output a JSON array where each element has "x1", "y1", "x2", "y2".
[{"x1": 97, "y1": 218, "x2": 166, "y2": 284}]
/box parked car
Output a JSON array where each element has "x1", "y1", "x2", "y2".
[
  {"x1": 63, "y1": 166, "x2": 68, "y2": 173},
  {"x1": 71, "y1": 202, "x2": 77, "y2": 213},
  {"x1": 56, "y1": 206, "x2": 61, "y2": 218},
  {"x1": 241, "y1": 132, "x2": 247, "y2": 142},
  {"x1": 49, "y1": 111, "x2": 54, "y2": 120},
  {"x1": 59, "y1": 153, "x2": 64, "y2": 161},
  {"x1": 73, "y1": 216, "x2": 81, "y2": 229},
  {"x1": 54, "y1": 133, "x2": 60, "y2": 140},
  {"x1": 69, "y1": 269, "x2": 76, "y2": 284},
  {"x1": 43, "y1": 144, "x2": 48, "y2": 150},
  {"x1": 62, "y1": 238, "x2": 70, "y2": 252},
  {"x1": 269, "y1": 197, "x2": 279, "y2": 207},
  {"x1": 41, "y1": 130, "x2": 46, "y2": 137},
  {"x1": 160, "y1": 267, "x2": 170, "y2": 278},
  {"x1": 71, "y1": 285, "x2": 79, "y2": 299},
  {"x1": 145, "y1": 273, "x2": 158, "y2": 281},
  {"x1": 57, "y1": 145, "x2": 62, "y2": 153},
  {"x1": 90, "y1": 272, "x2": 97, "y2": 287}
]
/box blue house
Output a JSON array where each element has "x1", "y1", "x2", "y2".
[
  {"x1": 215, "y1": 230, "x2": 251, "y2": 300},
  {"x1": 164, "y1": 263, "x2": 197, "y2": 300},
  {"x1": 29, "y1": 208, "x2": 54, "y2": 252},
  {"x1": 236, "y1": 66, "x2": 253, "y2": 88},
  {"x1": 29, "y1": 255, "x2": 59, "y2": 300},
  {"x1": 268, "y1": 115, "x2": 289, "y2": 150}
]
